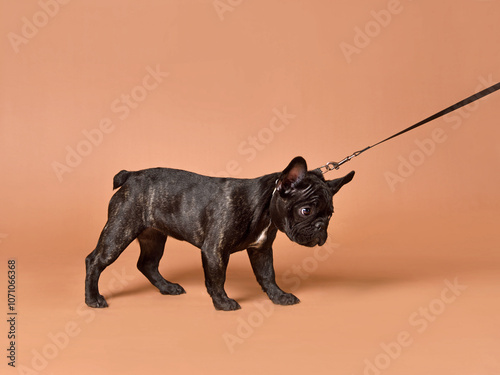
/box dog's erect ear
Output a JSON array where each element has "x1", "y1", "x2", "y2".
[
  {"x1": 276, "y1": 156, "x2": 308, "y2": 194},
  {"x1": 327, "y1": 171, "x2": 355, "y2": 195}
]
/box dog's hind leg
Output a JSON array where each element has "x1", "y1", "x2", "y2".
[
  {"x1": 85, "y1": 189, "x2": 145, "y2": 308},
  {"x1": 137, "y1": 228, "x2": 185, "y2": 295}
]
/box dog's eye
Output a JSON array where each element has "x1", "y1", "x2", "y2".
[{"x1": 300, "y1": 207, "x2": 311, "y2": 217}]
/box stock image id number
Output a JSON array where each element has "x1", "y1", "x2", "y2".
[{"x1": 8, "y1": 259, "x2": 16, "y2": 310}]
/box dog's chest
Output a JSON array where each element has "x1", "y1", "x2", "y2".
[{"x1": 248, "y1": 222, "x2": 272, "y2": 248}]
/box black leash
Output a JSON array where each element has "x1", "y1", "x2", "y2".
[{"x1": 317, "y1": 82, "x2": 500, "y2": 174}]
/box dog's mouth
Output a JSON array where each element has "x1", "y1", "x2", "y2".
[
  {"x1": 285, "y1": 221, "x2": 329, "y2": 247},
  {"x1": 290, "y1": 231, "x2": 327, "y2": 247},
  {"x1": 316, "y1": 236, "x2": 327, "y2": 246},
  {"x1": 308, "y1": 236, "x2": 326, "y2": 247}
]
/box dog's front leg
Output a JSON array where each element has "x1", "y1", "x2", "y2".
[
  {"x1": 201, "y1": 246, "x2": 241, "y2": 311},
  {"x1": 247, "y1": 246, "x2": 300, "y2": 306}
]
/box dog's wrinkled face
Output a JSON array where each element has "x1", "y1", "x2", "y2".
[{"x1": 270, "y1": 157, "x2": 355, "y2": 247}]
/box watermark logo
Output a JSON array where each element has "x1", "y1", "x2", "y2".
[
  {"x1": 360, "y1": 277, "x2": 467, "y2": 375},
  {"x1": 222, "y1": 300, "x2": 275, "y2": 353},
  {"x1": 281, "y1": 242, "x2": 340, "y2": 291},
  {"x1": 17, "y1": 266, "x2": 135, "y2": 374},
  {"x1": 51, "y1": 64, "x2": 169, "y2": 182},
  {"x1": 384, "y1": 74, "x2": 495, "y2": 192},
  {"x1": 384, "y1": 128, "x2": 448, "y2": 192},
  {"x1": 340, "y1": 0, "x2": 405, "y2": 64},
  {"x1": 7, "y1": 0, "x2": 72, "y2": 54},
  {"x1": 213, "y1": 0, "x2": 244, "y2": 21},
  {"x1": 223, "y1": 241, "x2": 341, "y2": 353},
  {"x1": 210, "y1": 106, "x2": 297, "y2": 177}
]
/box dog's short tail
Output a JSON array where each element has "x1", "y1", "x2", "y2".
[{"x1": 113, "y1": 170, "x2": 132, "y2": 189}]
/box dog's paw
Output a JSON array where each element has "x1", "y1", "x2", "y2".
[
  {"x1": 213, "y1": 298, "x2": 241, "y2": 311},
  {"x1": 272, "y1": 292, "x2": 300, "y2": 306},
  {"x1": 159, "y1": 283, "x2": 186, "y2": 295},
  {"x1": 86, "y1": 294, "x2": 109, "y2": 308}
]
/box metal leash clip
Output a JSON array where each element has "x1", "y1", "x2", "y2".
[
  {"x1": 318, "y1": 149, "x2": 366, "y2": 174},
  {"x1": 318, "y1": 161, "x2": 340, "y2": 174}
]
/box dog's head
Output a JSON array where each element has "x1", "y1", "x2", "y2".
[{"x1": 270, "y1": 156, "x2": 354, "y2": 247}]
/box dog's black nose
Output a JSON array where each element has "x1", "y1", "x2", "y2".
[{"x1": 315, "y1": 221, "x2": 326, "y2": 231}]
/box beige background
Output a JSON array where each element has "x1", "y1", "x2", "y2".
[{"x1": 1, "y1": 1, "x2": 499, "y2": 374}]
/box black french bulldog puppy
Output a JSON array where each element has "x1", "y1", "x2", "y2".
[{"x1": 85, "y1": 156, "x2": 354, "y2": 311}]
